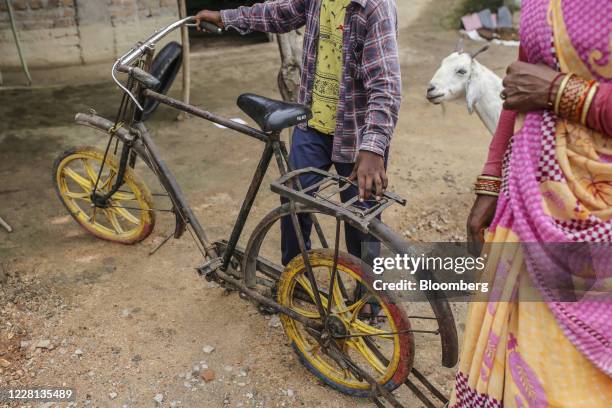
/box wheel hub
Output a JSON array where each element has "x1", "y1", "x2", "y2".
[
  {"x1": 90, "y1": 192, "x2": 110, "y2": 208},
  {"x1": 325, "y1": 315, "x2": 349, "y2": 338}
]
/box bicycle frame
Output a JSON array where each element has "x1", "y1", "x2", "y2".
[{"x1": 71, "y1": 17, "x2": 459, "y2": 407}]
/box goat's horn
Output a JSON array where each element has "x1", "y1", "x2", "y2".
[
  {"x1": 470, "y1": 45, "x2": 490, "y2": 59},
  {"x1": 456, "y1": 37, "x2": 465, "y2": 53}
]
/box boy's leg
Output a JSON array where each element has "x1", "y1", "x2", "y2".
[
  {"x1": 280, "y1": 127, "x2": 334, "y2": 266},
  {"x1": 333, "y1": 160, "x2": 387, "y2": 263}
]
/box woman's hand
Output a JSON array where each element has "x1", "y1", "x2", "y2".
[
  {"x1": 467, "y1": 195, "x2": 498, "y2": 256},
  {"x1": 195, "y1": 10, "x2": 224, "y2": 30},
  {"x1": 501, "y1": 61, "x2": 560, "y2": 112}
]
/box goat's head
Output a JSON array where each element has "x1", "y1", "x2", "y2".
[{"x1": 427, "y1": 43, "x2": 489, "y2": 105}]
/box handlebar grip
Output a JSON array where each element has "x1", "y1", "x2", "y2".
[
  {"x1": 199, "y1": 21, "x2": 223, "y2": 35},
  {"x1": 117, "y1": 64, "x2": 160, "y2": 89}
]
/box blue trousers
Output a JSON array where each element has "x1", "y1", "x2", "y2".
[{"x1": 280, "y1": 126, "x2": 385, "y2": 266}]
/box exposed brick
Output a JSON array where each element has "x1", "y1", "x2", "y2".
[
  {"x1": 53, "y1": 17, "x2": 74, "y2": 28},
  {"x1": 29, "y1": 0, "x2": 44, "y2": 10},
  {"x1": 12, "y1": 0, "x2": 29, "y2": 11}
]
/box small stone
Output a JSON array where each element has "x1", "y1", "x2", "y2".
[
  {"x1": 202, "y1": 345, "x2": 215, "y2": 354},
  {"x1": 34, "y1": 340, "x2": 52, "y2": 349},
  {"x1": 170, "y1": 402, "x2": 181, "y2": 408},
  {"x1": 286, "y1": 389, "x2": 295, "y2": 397},
  {"x1": 223, "y1": 365, "x2": 233, "y2": 373},
  {"x1": 268, "y1": 315, "x2": 281, "y2": 328},
  {"x1": 245, "y1": 392, "x2": 254, "y2": 399},
  {"x1": 238, "y1": 367, "x2": 249, "y2": 377},
  {"x1": 153, "y1": 393, "x2": 164, "y2": 404},
  {"x1": 109, "y1": 392, "x2": 118, "y2": 400},
  {"x1": 185, "y1": 371, "x2": 192, "y2": 380},
  {"x1": 74, "y1": 348, "x2": 84, "y2": 356},
  {"x1": 192, "y1": 364, "x2": 200, "y2": 374},
  {"x1": 183, "y1": 381, "x2": 193, "y2": 389},
  {"x1": 20, "y1": 341, "x2": 30, "y2": 349},
  {"x1": 121, "y1": 309, "x2": 131, "y2": 318},
  {"x1": 200, "y1": 369, "x2": 215, "y2": 382}
]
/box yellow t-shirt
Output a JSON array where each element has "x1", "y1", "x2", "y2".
[{"x1": 308, "y1": 0, "x2": 350, "y2": 135}]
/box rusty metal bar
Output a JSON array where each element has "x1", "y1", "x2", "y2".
[{"x1": 142, "y1": 89, "x2": 269, "y2": 142}]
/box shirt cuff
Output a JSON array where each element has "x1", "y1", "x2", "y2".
[
  {"x1": 359, "y1": 133, "x2": 387, "y2": 157},
  {"x1": 220, "y1": 9, "x2": 248, "y2": 34}
]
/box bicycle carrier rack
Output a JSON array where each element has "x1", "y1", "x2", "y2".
[{"x1": 271, "y1": 167, "x2": 407, "y2": 231}]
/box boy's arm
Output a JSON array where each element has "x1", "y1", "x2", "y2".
[
  {"x1": 219, "y1": 0, "x2": 307, "y2": 34},
  {"x1": 358, "y1": 2, "x2": 401, "y2": 157}
]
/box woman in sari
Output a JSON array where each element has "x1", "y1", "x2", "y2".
[{"x1": 450, "y1": 0, "x2": 612, "y2": 406}]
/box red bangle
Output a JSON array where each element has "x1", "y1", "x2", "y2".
[{"x1": 547, "y1": 73, "x2": 565, "y2": 108}]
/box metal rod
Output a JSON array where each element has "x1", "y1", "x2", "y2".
[
  {"x1": 215, "y1": 269, "x2": 323, "y2": 331},
  {"x1": 143, "y1": 90, "x2": 269, "y2": 142},
  {"x1": 411, "y1": 368, "x2": 449, "y2": 404},
  {"x1": 326, "y1": 218, "x2": 342, "y2": 316},
  {"x1": 222, "y1": 142, "x2": 275, "y2": 270},
  {"x1": 5, "y1": 0, "x2": 32, "y2": 85}
]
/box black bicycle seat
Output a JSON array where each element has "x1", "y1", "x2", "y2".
[{"x1": 237, "y1": 93, "x2": 312, "y2": 133}]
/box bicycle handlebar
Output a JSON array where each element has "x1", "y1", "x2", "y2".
[{"x1": 112, "y1": 16, "x2": 223, "y2": 110}]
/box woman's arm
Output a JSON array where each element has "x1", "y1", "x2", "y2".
[
  {"x1": 587, "y1": 83, "x2": 612, "y2": 137},
  {"x1": 482, "y1": 108, "x2": 517, "y2": 176}
]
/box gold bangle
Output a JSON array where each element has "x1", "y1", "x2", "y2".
[
  {"x1": 554, "y1": 73, "x2": 573, "y2": 115},
  {"x1": 477, "y1": 175, "x2": 502, "y2": 182},
  {"x1": 580, "y1": 82, "x2": 600, "y2": 126},
  {"x1": 475, "y1": 190, "x2": 500, "y2": 197}
]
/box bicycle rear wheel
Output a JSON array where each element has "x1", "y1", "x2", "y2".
[
  {"x1": 277, "y1": 249, "x2": 414, "y2": 397},
  {"x1": 53, "y1": 146, "x2": 155, "y2": 244}
]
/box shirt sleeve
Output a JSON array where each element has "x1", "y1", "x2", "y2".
[
  {"x1": 220, "y1": 0, "x2": 307, "y2": 35},
  {"x1": 482, "y1": 109, "x2": 516, "y2": 176},
  {"x1": 586, "y1": 83, "x2": 612, "y2": 138},
  {"x1": 480, "y1": 46, "x2": 527, "y2": 176},
  {"x1": 358, "y1": 3, "x2": 401, "y2": 157}
]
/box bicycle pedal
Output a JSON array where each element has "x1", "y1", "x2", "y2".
[{"x1": 197, "y1": 258, "x2": 223, "y2": 281}]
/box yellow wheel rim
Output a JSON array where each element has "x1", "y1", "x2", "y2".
[
  {"x1": 55, "y1": 147, "x2": 154, "y2": 244},
  {"x1": 277, "y1": 250, "x2": 402, "y2": 391}
]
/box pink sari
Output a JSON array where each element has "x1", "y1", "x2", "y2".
[{"x1": 450, "y1": 0, "x2": 612, "y2": 406}]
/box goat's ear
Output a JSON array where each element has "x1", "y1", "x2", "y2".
[
  {"x1": 466, "y1": 79, "x2": 479, "y2": 114},
  {"x1": 470, "y1": 45, "x2": 489, "y2": 60},
  {"x1": 456, "y1": 37, "x2": 464, "y2": 53}
]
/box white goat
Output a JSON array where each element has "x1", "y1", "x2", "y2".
[{"x1": 427, "y1": 44, "x2": 503, "y2": 135}]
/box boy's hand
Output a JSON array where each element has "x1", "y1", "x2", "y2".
[
  {"x1": 349, "y1": 151, "x2": 388, "y2": 201},
  {"x1": 195, "y1": 10, "x2": 224, "y2": 30}
]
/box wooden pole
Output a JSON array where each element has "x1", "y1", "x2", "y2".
[
  {"x1": 5, "y1": 0, "x2": 32, "y2": 86},
  {"x1": 177, "y1": 0, "x2": 190, "y2": 121}
]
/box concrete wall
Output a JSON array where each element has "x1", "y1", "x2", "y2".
[{"x1": 0, "y1": 0, "x2": 180, "y2": 69}]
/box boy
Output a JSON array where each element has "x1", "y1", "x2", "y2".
[{"x1": 196, "y1": 0, "x2": 401, "y2": 266}]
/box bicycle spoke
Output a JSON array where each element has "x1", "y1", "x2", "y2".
[
  {"x1": 65, "y1": 191, "x2": 91, "y2": 201},
  {"x1": 348, "y1": 338, "x2": 387, "y2": 375},
  {"x1": 112, "y1": 191, "x2": 137, "y2": 201},
  {"x1": 351, "y1": 320, "x2": 394, "y2": 341},
  {"x1": 104, "y1": 209, "x2": 124, "y2": 234},
  {"x1": 81, "y1": 159, "x2": 98, "y2": 184},
  {"x1": 63, "y1": 168, "x2": 92, "y2": 191},
  {"x1": 295, "y1": 274, "x2": 330, "y2": 310},
  {"x1": 109, "y1": 204, "x2": 140, "y2": 225}
]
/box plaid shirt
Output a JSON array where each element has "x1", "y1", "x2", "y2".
[{"x1": 221, "y1": 0, "x2": 401, "y2": 163}]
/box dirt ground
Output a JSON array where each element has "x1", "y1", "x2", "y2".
[{"x1": 0, "y1": 1, "x2": 518, "y2": 407}]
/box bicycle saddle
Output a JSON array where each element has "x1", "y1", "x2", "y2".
[{"x1": 237, "y1": 93, "x2": 312, "y2": 133}]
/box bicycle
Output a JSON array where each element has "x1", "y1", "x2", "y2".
[{"x1": 52, "y1": 17, "x2": 458, "y2": 407}]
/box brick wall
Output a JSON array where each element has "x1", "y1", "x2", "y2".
[{"x1": 0, "y1": 0, "x2": 179, "y2": 68}]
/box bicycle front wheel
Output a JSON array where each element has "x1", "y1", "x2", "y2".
[
  {"x1": 277, "y1": 249, "x2": 414, "y2": 397},
  {"x1": 53, "y1": 146, "x2": 155, "y2": 244}
]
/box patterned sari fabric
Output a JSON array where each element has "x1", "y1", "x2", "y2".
[{"x1": 450, "y1": 0, "x2": 612, "y2": 406}]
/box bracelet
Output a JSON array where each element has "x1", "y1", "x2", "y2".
[
  {"x1": 580, "y1": 81, "x2": 600, "y2": 126},
  {"x1": 474, "y1": 175, "x2": 501, "y2": 197},
  {"x1": 547, "y1": 73, "x2": 565, "y2": 108},
  {"x1": 558, "y1": 75, "x2": 586, "y2": 120},
  {"x1": 554, "y1": 74, "x2": 573, "y2": 115}
]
